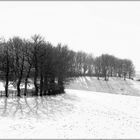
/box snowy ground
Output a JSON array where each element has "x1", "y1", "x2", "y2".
[
  {"x1": 0, "y1": 89, "x2": 140, "y2": 138},
  {"x1": 66, "y1": 76, "x2": 140, "y2": 96},
  {"x1": 0, "y1": 77, "x2": 140, "y2": 138}
]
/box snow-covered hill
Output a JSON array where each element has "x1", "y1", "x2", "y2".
[
  {"x1": 66, "y1": 76, "x2": 140, "y2": 96},
  {"x1": 0, "y1": 89, "x2": 140, "y2": 138},
  {"x1": 135, "y1": 71, "x2": 140, "y2": 81},
  {"x1": 0, "y1": 77, "x2": 140, "y2": 138}
]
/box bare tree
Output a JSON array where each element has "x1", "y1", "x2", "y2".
[
  {"x1": 9, "y1": 37, "x2": 25, "y2": 97},
  {"x1": 31, "y1": 34, "x2": 45, "y2": 96},
  {"x1": 94, "y1": 56, "x2": 102, "y2": 80},
  {"x1": 0, "y1": 41, "x2": 13, "y2": 97},
  {"x1": 24, "y1": 41, "x2": 34, "y2": 96}
]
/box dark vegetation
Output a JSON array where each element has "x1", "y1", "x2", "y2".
[{"x1": 0, "y1": 35, "x2": 135, "y2": 98}]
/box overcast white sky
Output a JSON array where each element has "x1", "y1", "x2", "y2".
[{"x1": 0, "y1": 1, "x2": 140, "y2": 71}]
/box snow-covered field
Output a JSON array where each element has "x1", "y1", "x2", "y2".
[
  {"x1": 0, "y1": 77, "x2": 140, "y2": 138},
  {"x1": 66, "y1": 76, "x2": 140, "y2": 96}
]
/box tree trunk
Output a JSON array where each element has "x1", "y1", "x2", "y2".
[
  {"x1": 5, "y1": 78, "x2": 9, "y2": 97},
  {"x1": 104, "y1": 70, "x2": 107, "y2": 81},
  {"x1": 24, "y1": 66, "x2": 31, "y2": 96},
  {"x1": 43, "y1": 75, "x2": 48, "y2": 95},
  {"x1": 111, "y1": 68, "x2": 113, "y2": 77},
  {"x1": 17, "y1": 81, "x2": 21, "y2": 97},
  {"x1": 34, "y1": 78, "x2": 38, "y2": 96},
  {"x1": 24, "y1": 79, "x2": 28, "y2": 96},
  {"x1": 34, "y1": 66, "x2": 38, "y2": 96},
  {"x1": 97, "y1": 71, "x2": 100, "y2": 80},
  {"x1": 97, "y1": 75, "x2": 100, "y2": 80},
  {"x1": 105, "y1": 75, "x2": 107, "y2": 81},
  {"x1": 129, "y1": 72, "x2": 131, "y2": 79},
  {"x1": 124, "y1": 73, "x2": 126, "y2": 80},
  {"x1": 50, "y1": 76, "x2": 55, "y2": 95},
  {"x1": 58, "y1": 77, "x2": 64, "y2": 93},
  {"x1": 40, "y1": 71, "x2": 43, "y2": 96},
  {"x1": 5, "y1": 67, "x2": 9, "y2": 97},
  {"x1": 5, "y1": 80, "x2": 9, "y2": 97},
  {"x1": 5, "y1": 52, "x2": 9, "y2": 97}
]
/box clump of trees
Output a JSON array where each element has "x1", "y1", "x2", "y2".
[
  {"x1": 0, "y1": 35, "x2": 76, "y2": 97},
  {"x1": 94, "y1": 54, "x2": 135, "y2": 81},
  {"x1": 0, "y1": 35, "x2": 135, "y2": 98}
]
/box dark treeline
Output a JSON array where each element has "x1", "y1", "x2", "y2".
[
  {"x1": 0, "y1": 35, "x2": 135, "y2": 97},
  {"x1": 94, "y1": 54, "x2": 135, "y2": 81}
]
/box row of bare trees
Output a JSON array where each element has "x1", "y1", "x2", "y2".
[
  {"x1": 0, "y1": 35, "x2": 135, "y2": 97},
  {"x1": 94, "y1": 54, "x2": 135, "y2": 81}
]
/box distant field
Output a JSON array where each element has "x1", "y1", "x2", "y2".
[
  {"x1": 66, "y1": 76, "x2": 140, "y2": 97},
  {"x1": 135, "y1": 71, "x2": 140, "y2": 80}
]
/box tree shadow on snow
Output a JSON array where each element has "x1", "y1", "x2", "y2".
[{"x1": 0, "y1": 92, "x2": 79, "y2": 120}]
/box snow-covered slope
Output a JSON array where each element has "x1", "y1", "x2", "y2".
[
  {"x1": 1, "y1": 89, "x2": 140, "y2": 138},
  {"x1": 135, "y1": 71, "x2": 140, "y2": 80},
  {"x1": 66, "y1": 77, "x2": 140, "y2": 96},
  {"x1": 0, "y1": 76, "x2": 140, "y2": 97},
  {"x1": 0, "y1": 77, "x2": 140, "y2": 138}
]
